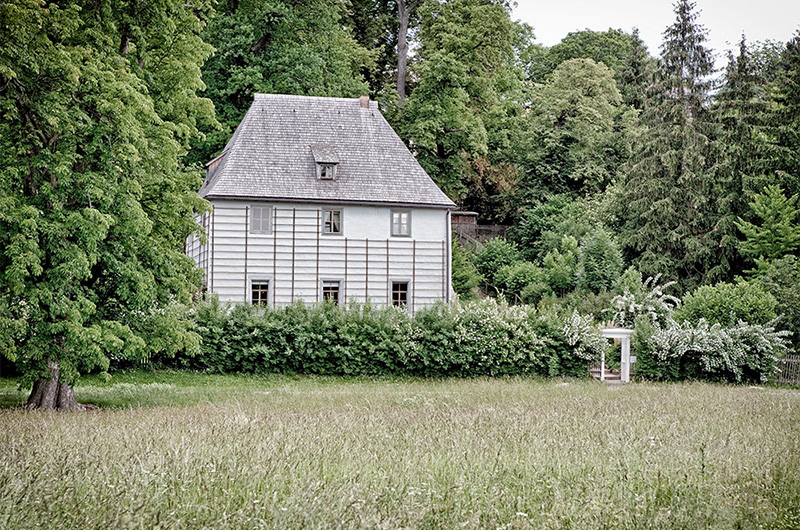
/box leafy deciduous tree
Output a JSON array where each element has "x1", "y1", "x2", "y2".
[
  {"x1": 0, "y1": 0, "x2": 212, "y2": 409},
  {"x1": 192, "y1": 0, "x2": 371, "y2": 163}
]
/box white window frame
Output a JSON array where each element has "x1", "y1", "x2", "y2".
[{"x1": 317, "y1": 163, "x2": 337, "y2": 180}]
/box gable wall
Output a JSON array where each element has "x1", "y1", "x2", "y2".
[{"x1": 188, "y1": 200, "x2": 451, "y2": 312}]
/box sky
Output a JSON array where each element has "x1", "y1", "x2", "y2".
[{"x1": 512, "y1": 0, "x2": 800, "y2": 66}]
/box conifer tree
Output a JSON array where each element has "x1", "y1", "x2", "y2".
[
  {"x1": 771, "y1": 32, "x2": 800, "y2": 196},
  {"x1": 736, "y1": 185, "x2": 800, "y2": 262},
  {"x1": 618, "y1": 28, "x2": 655, "y2": 111},
  {"x1": 616, "y1": 0, "x2": 721, "y2": 289},
  {"x1": 712, "y1": 36, "x2": 773, "y2": 276}
]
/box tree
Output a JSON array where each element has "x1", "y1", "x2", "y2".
[
  {"x1": 750, "y1": 39, "x2": 785, "y2": 83},
  {"x1": 711, "y1": 36, "x2": 774, "y2": 276},
  {"x1": 618, "y1": 28, "x2": 655, "y2": 111},
  {"x1": 615, "y1": 0, "x2": 720, "y2": 289},
  {"x1": 398, "y1": 0, "x2": 522, "y2": 202},
  {"x1": 526, "y1": 28, "x2": 637, "y2": 84},
  {"x1": 576, "y1": 228, "x2": 624, "y2": 292},
  {"x1": 451, "y1": 240, "x2": 482, "y2": 300},
  {"x1": 770, "y1": 31, "x2": 800, "y2": 196},
  {"x1": 736, "y1": 185, "x2": 800, "y2": 261},
  {"x1": 0, "y1": 0, "x2": 212, "y2": 408},
  {"x1": 519, "y1": 58, "x2": 631, "y2": 201},
  {"x1": 192, "y1": 0, "x2": 371, "y2": 163},
  {"x1": 343, "y1": 0, "x2": 399, "y2": 97},
  {"x1": 395, "y1": 0, "x2": 424, "y2": 105}
]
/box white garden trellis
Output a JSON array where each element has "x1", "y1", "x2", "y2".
[{"x1": 598, "y1": 328, "x2": 635, "y2": 383}]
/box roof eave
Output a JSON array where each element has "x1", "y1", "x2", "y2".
[{"x1": 201, "y1": 194, "x2": 456, "y2": 210}]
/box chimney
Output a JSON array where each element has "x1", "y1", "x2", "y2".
[{"x1": 359, "y1": 95, "x2": 370, "y2": 109}]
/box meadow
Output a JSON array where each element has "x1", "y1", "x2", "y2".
[{"x1": 1, "y1": 373, "x2": 799, "y2": 530}]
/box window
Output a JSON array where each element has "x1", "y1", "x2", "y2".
[
  {"x1": 322, "y1": 280, "x2": 340, "y2": 305},
  {"x1": 391, "y1": 211, "x2": 410, "y2": 236},
  {"x1": 392, "y1": 282, "x2": 408, "y2": 307},
  {"x1": 318, "y1": 163, "x2": 336, "y2": 180},
  {"x1": 251, "y1": 282, "x2": 270, "y2": 306},
  {"x1": 251, "y1": 205, "x2": 272, "y2": 233},
  {"x1": 323, "y1": 209, "x2": 342, "y2": 234}
]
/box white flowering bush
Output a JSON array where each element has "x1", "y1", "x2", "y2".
[
  {"x1": 609, "y1": 274, "x2": 681, "y2": 328},
  {"x1": 563, "y1": 310, "x2": 605, "y2": 362},
  {"x1": 640, "y1": 318, "x2": 789, "y2": 383}
]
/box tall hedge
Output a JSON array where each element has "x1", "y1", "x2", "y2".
[{"x1": 169, "y1": 298, "x2": 603, "y2": 378}]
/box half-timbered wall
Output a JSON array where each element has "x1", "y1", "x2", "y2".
[{"x1": 186, "y1": 200, "x2": 451, "y2": 312}]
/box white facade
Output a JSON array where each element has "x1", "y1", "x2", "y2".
[{"x1": 187, "y1": 200, "x2": 452, "y2": 312}]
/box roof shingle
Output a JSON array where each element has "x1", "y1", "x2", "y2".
[{"x1": 199, "y1": 94, "x2": 456, "y2": 209}]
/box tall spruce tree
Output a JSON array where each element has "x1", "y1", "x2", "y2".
[
  {"x1": 618, "y1": 28, "x2": 655, "y2": 111},
  {"x1": 616, "y1": 0, "x2": 721, "y2": 289},
  {"x1": 771, "y1": 32, "x2": 800, "y2": 196},
  {"x1": 712, "y1": 36, "x2": 774, "y2": 277},
  {"x1": 0, "y1": 0, "x2": 214, "y2": 409}
]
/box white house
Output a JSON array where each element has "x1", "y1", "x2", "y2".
[{"x1": 186, "y1": 94, "x2": 456, "y2": 312}]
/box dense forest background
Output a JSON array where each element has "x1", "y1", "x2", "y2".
[{"x1": 186, "y1": 0, "x2": 800, "y2": 290}]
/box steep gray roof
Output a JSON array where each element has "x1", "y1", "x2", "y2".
[{"x1": 200, "y1": 94, "x2": 455, "y2": 209}]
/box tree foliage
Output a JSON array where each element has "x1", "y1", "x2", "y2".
[
  {"x1": 397, "y1": 0, "x2": 524, "y2": 204},
  {"x1": 770, "y1": 31, "x2": 800, "y2": 196},
  {"x1": 736, "y1": 185, "x2": 800, "y2": 261},
  {"x1": 0, "y1": 0, "x2": 211, "y2": 407},
  {"x1": 615, "y1": 0, "x2": 721, "y2": 290},
  {"x1": 192, "y1": 0, "x2": 371, "y2": 163},
  {"x1": 519, "y1": 58, "x2": 630, "y2": 201},
  {"x1": 527, "y1": 28, "x2": 638, "y2": 83}
]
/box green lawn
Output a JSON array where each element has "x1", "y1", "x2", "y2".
[{"x1": 1, "y1": 373, "x2": 799, "y2": 529}]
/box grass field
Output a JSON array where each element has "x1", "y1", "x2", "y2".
[{"x1": 1, "y1": 373, "x2": 799, "y2": 530}]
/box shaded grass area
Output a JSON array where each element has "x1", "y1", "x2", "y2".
[{"x1": 1, "y1": 374, "x2": 799, "y2": 529}]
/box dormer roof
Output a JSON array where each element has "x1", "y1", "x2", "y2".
[
  {"x1": 199, "y1": 94, "x2": 455, "y2": 209},
  {"x1": 310, "y1": 145, "x2": 339, "y2": 165}
]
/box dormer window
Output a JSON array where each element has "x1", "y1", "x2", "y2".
[
  {"x1": 318, "y1": 163, "x2": 336, "y2": 180},
  {"x1": 310, "y1": 145, "x2": 339, "y2": 181}
]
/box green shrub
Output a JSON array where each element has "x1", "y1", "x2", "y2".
[
  {"x1": 576, "y1": 228, "x2": 623, "y2": 292},
  {"x1": 752, "y1": 256, "x2": 800, "y2": 352},
  {"x1": 474, "y1": 238, "x2": 521, "y2": 289},
  {"x1": 676, "y1": 281, "x2": 777, "y2": 326},
  {"x1": 509, "y1": 195, "x2": 592, "y2": 262},
  {"x1": 521, "y1": 281, "x2": 552, "y2": 305},
  {"x1": 495, "y1": 261, "x2": 541, "y2": 301},
  {"x1": 540, "y1": 235, "x2": 578, "y2": 294},
  {"x1": 451, "y1": 240, "x2": 482, "y2": 300}
]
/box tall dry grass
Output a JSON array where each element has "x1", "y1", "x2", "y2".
[{"x1": 1, "y1": 376, "x2": 798, "y2": 529}]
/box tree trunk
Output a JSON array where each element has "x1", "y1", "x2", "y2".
[
  {"x1": 26, "y1": 360, "x2": 80, "y2": 411},
  {"x1": 396, "y1": 0, "x2": 421, "y2": 106}
]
